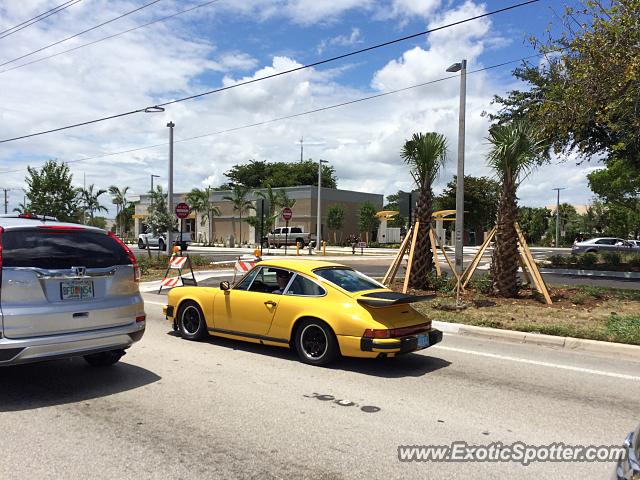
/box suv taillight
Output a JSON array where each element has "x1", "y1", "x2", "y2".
[{"x1": 109, "y1": 232, "x2": 140, "y2": 282}]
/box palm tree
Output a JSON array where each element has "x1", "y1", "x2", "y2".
[
  {"x1": 186, "y1": 187, "x2": 221, "y2": 244},
  {"x1": 223, "y1": 185, "x2": 253, "y2": 244},
  {"x1": 255, "y1": 184, "x2": 281, "y2": 233},
  {"x1": 400, "y1": 132, "x2": 448, "y2": 289},
  {"x1": 486, "y1": 120, "x2": 546, "y2": 297},
  {"x1": 80, "y1": 184, "x2": 108, "y2": 223},
  {"x1": 109, "y1": 185, "x2": 130, "y2": 235}
]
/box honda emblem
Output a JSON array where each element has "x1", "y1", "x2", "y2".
[{"x1": 72, "y1": 266, "x2": 86, "y2": 277}]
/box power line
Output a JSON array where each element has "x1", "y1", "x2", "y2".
[
  {"x1": 0, "y1": 0, "x2": 542, "y2": 145},
  {"x1": 0, "y1": 51, "x2": 547, "y2": 175},
  {"x1": 0, "y1": 0, "x2": 165, "y2": 69},
  {"x1": 0, "y1": 0, "x2": 222, "y2": 75},
  {"x1": 0, "y1": 1, "x2": 81, "y2": 38}
]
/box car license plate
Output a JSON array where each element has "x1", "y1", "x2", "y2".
[
  {"x1": 61, "y1": 280, "x2": 94, "y2": 300},
  {"x1": 417, "y1": 334, "x2": 429, "y2": 348}
]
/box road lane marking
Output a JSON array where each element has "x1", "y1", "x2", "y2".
[
  {"x1": 433, "y1": 345, "x2": 640, "y2": 381},
  {"x1": 143, "y1": 299, "x2": 166, "y2": 306}
]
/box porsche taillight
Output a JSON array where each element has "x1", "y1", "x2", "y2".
[{"x1": 363, "y1": 322, "x2": 431, "y2": 339}]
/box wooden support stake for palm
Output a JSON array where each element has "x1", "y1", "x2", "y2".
[
  {"x1": 402, "y1": 220, "x2": 420, "y2": 294},
  {"x1": 428, "y1": 226, "x2": 441, "y2": 277},
  {"x1": 515, "y1": 223, "x2": 552, "y2": 305},
  {"x1": 461, "y1": 227, "x2": 496, "y2": 289},
  {"x1": 382, "y1": 224, "x2": 413, "y2": 286}
]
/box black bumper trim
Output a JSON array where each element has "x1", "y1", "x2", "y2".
[{"x1": 360, "y1": 329, "x2": 443, "y2": 352}]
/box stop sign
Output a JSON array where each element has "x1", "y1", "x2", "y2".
[
  {"x1": 282, "y1": 207, "x2": 293, "y2": 221},
  {"x1": 175, "y1": 202, "x2": 190, "y2": 219}
]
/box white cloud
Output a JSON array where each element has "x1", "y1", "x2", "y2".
[
  {"x1": 0, "y1": 0, "x2": 597, "y2": 216},
  {"x1": 317, "y1": 27, "x2": 363, "y2": 54}
]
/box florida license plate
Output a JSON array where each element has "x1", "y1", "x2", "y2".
[
  {"x1": 61, "y1": 280, "x2": 94, "y2": 300},
  {"x1": 417, "y1": 334, "x2": 429, "y2": 348}
]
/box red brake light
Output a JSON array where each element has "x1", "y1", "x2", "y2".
[
  {"x1": 363, "y1": 322, "x2": 431, "y2": 339},
  {"x1": 109, "y1": 231, "x2": 140, "y2": 282},
  {"x1": 38, "y1": 225, "x2": 85, "y2": 230},
  {"x1": 135, "y1": 314, "x2": 146, "y2": 323}
]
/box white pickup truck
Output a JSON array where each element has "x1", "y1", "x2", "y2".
[
  {"x1": 138, "y1": 230, "x2": 192, "y2": 251},
  {"x1": 265, "y1": 227, "x2": 314, "y2": 248}
]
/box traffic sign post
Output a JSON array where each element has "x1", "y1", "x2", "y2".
[
  {"x1": 175, "y1": 202, "x2": 189, "y2": 251},
  {"x1": 282, "y1": 208, "x2": 293, "y2": 255},
  {"x1": 358, "y1": 241, "x2": 367, "y2": 256}
]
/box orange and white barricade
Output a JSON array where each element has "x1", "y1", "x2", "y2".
[
  {"x1": 233, "y1": 255, "x2": 260, "y2": 282},
  {"x1": 158, "y1": 254, "x2": 197, "y2": 293}
]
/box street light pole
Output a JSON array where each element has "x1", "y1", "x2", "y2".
[
  {"x1": 446, "y1": 59, "x2": 467, "y2": 275},
  {"x1": 316, "y1": 159, "x2": 328, "y2": 251},
  {"x1": 167, "y1": 122, "x2": 175, "y2": 256},
  {"x1": 552, "y1": 187, "x2": 566, "y2": 247}
]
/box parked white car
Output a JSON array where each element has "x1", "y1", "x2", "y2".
[{"x1": 138, "y1": 230, "x2": 192, "y2": 251}]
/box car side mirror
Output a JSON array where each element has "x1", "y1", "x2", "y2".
[{"x1": 220, "y1": 281, "x2": 230, "y2": 291}]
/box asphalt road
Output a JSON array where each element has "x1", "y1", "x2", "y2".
[{"x1": 1, "y1": 300, "x2": 638, "y2": 479}]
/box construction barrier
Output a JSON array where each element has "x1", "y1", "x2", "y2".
[
  {"x1": 233, "y1": 255, "x2": 260, "y2": 282},
  {"x1": 158, "y1": 253, "x2": 197, "y2": 293}
]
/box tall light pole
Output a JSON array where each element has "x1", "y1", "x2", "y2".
[
  {"x1": 446, "y1": 59, "x2": 467, "y2": 275},
  {"x1": 316, "y1": 159, "x2": 328, "y2": 251},
  {"x1": 552, "y1": 187, "x2": 566, "y2": 247},
  {"x1": 167, "y1": 122, "x2": 175, "y2": 255}
]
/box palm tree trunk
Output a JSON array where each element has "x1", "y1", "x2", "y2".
[
  {"x1": 239, "y1": 210, "x2": 242, "y2": 244},
  {"x1": 491, "y1": 182, "x2": 519, "y2": 297},
  {"x1": 408, "y1": 189, "x2": 433, "y2": 290}
]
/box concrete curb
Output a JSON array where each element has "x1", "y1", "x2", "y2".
[
  {"x1": 431, "y1": 320, "x2": 640, "y2": 361},
  {"x1": 539, "y1": 268, "x2": 640, "y2": 279}
]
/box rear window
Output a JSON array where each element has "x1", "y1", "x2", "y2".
[
  {"x1": 314, "y1": 267, "x2": 382, "y2": 293},
  {"x1": 2, "y1": 229, "x2": 130, "y2": 269}
]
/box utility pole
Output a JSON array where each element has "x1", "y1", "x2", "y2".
[
  {"x1": 3, "y1": 188, "x2": 8, "y2": 214},
  {"x1": 316, "y1": 159, "x2": 328, "y2": 251},
  {"x1": 150, "y1": 174, "x2": 160, "y2": 195},
  {"x1": 299, "y1": 136, "x2": 304, "y2": 162},
  {"x1": 83, "y1": 172, "x2": 86, "y2": 224},
  {"x1": 552, "y1": 187, "x2": 566, "y2": 247},
  {"x1": 446, "y1": 59, "x2": 467, "y2": 276},
  {"x1": 167, "y1": 122, "x2": 175, "y2": 256}
]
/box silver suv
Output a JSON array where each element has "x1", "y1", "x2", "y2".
[{"x1": 0, "y1": 215, "x2": 145, "y2": 367}]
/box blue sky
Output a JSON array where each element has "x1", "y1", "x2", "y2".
[{"x1": 0, "y1": 0, "x2": 596, "y2": 214}]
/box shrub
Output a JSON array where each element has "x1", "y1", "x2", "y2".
[
  {"x1": 468, "y1": 273, "x2": 493, "y2": 294},
  {"x1": 625, "y1": 253, "x2": 640, "y2": 268},
  {"x1": 576, "y1": 285, "x2": 605, "y2": 299},
  {"x1": 425, "y1": 272, "x2": 457, "y2": 294},
  {"x1": 547, "y1": 254, "x2": 566, "y2": 267},
  {"x1": 576, "y1": 253, "x2": 598, "y2": 268},
  {"x1": 600, "y1": 251, "x2": 621, "y2": 266}
]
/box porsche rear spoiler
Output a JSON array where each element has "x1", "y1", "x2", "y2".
[{"x1": 356, "y1": 291, "x2": 435, "y2": 308}]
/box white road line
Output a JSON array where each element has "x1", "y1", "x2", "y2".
[{"x1": 434, "y1": 345, "x2": 640, "y2": 381}]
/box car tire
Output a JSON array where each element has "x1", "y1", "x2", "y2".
[
  {"x1": 262, "y1": 241, "x2": 269, "y2": 248},
  {"x1": 158, "y1": 239, "x2": 165, "y2": 251},
  {"x1": 178, "y1": 301, "x2": 208, "y2": 340},
  {"x1": 294, "y1": 319, "x2": 339, "y2": 366},
  {"x1": 84, "y1": 349, "x2": 125, "y2": 367},
  {"x1": 138, "y1": 239, "x2": 145, "y2": 249},
  {"x1": 585, "y1": 249, "x2": 597, "y2": 253}
]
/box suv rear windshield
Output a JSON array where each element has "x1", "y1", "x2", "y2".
[{"x1": 2, "y1": 229, "x2": 130, "y2": 269}]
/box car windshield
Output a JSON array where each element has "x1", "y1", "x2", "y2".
[{"x1": 313, "y1": 267, "x2": 383, "y2": 293}]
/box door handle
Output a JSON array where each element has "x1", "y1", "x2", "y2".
[{"x1": 264, "y1": 301, "x2": 277, "y2": 307}]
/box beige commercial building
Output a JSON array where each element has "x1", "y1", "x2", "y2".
[{"x1": 134, "y1": 185, "x2": 383, "y2": 245}]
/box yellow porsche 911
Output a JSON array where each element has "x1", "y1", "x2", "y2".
[{"x1": 163, "y1": 259, "x2": 442, "y2": 366}]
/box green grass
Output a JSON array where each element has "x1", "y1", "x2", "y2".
[{"x1": 606, "y1": 315, "x2": 640, "y2": 344}]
